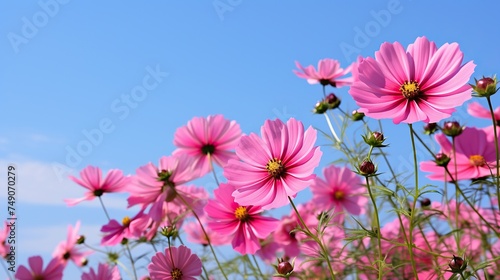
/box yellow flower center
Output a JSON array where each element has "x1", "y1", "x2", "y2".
[
  {"x1": 266, "y1": 158, "x2": 285, "y2": 178},
  {"x1": 122, "y1": 216, "x2": 131, "y2": 227},
  {"x1": 334, "y1": 190, "x2": 345, "y2": 200},
  {"x1": 171, "y1": 268, "x2": 183, "y2": 280},
  {"x1": 400, "y1": 80, "x2": 422, "y2": 100},
  {"x1": 234, "y1": 206, "x2": 250, "y2": 222},
  {"x1": 469, "y1": 154, "x2": 486, "y2": 166}
]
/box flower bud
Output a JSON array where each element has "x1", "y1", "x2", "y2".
[
  {"x1": 359, "y1": 159, "x2": 376, "y2": 176},
  {"x1": 160, "y1": 225, "x2": 178, "y2": 238},
  {"x1": 275, "y1": 258, "x2": 294, "y2": 276},
  {"x1": 363, "y1": 131, "x2": 387, "y2": 147},
  {"x1": 351, "y1": 110, "x2": 365, "y2": 121},
  {"x1": 325, "y1": 93, "x2": 341, "y2": 110},
  {"x1": 472, "y1": 76, "x2": 498, "y2": 97},
  {"x1": 423, "y1": 123, "x2": 438, "y2": 135},
  {"x1": 420, "y1": 198, "x2": 431, "y2": 207},
  {"x1": 442, "y1": 121, "x2": 463, "y2": 137},
  {"x1": 76, "y1": 235, "x2": 85, "y2": 245},
  {"x1": 313, "y1": 101, "x2": 329, "y2": 114},
  {"x1": 434, "y1": 153, "x2": 451, "y2": 167},
  {"x1": 81, "y1": 258, "x2": 88, "y2": 267},
  {"x1": 449, "y1": 255, "x2": 466, "y2": 273}
]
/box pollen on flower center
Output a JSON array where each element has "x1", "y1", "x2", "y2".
[
  {"x1": 234, "y1": 206, "x2": 250, "y2": 222},
  {"x1": 201, "y1": 144, "x2": 215, "y2": 155},
  {"x1": 122, "y1": 216, "x2": 131, "y2": 227},
  {"x1": 158, "y1": 170, "x2": 175, "y2": 188},
  {"x1": 400, "y1": 80, "x2": 422, "y2": 100},
  {"x1": 171, "y1": 267, "x2": 183, "y2": 280},
  {"x1": 334, "y1": 190, "x2": 345, "y2": 200},
  {"x1": 469, "y1": 154, "x2": 486, "y2": 166},
  {"x1": 266, "y1": 158, "x2": 285, "y2": 178}
]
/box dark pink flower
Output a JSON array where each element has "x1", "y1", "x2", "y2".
[
  {"x1": 100, "y1": 210, "x2": 148, "y2": 246},
  {"x1": 52, "y1": 221, "x2": 92, "y2": 267},
  {"x1": 420, "y1": 127, "x2": 498, "y2": 181},
  {"x1": 204, "y1": 183, "x2": 279, "y2": 255},
  {"x1": 349, "y1": 36, "x2": 475, "y2": 124},
  {"x1": 15, "y1": 256, "x2": 64, "y2": 280},
  {"x1": 147, "y1": 245, "x2": 202, "y2": 280},
  {"x1": 65, "y1": 165, "x2": 130, "y2": 206},
  {"x1": 310, "y1": 165, "x2": 367, "y2": 215},
  {"x1": 127, "y1": 155, "x2": 199, "y2": 221},
  {"x1": 224, "y1": 118, "x2": 322, "y2": 209},
  {"x1": 0, "y1": 221, "x2": 10, "y2": 258},
  {"x1": 294, "y1": 59, "x2": 353, "y2": 87},
  {"x1": 81, "y1": 263, "x2": 121, "y2": 280},
  {"x1": 173, "y1": 114, "x2": 242, "y2": 177}
]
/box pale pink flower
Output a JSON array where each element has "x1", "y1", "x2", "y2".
[
  {"x1": 294, "y1": 59, "x2": 353, "y2": 87},
  {"x1": 467, "y1": 101, "x2": 500, "y2": 123},
  {"x1": 52, "y1": 221, "x2": 92, "y2": 267},
  {"x1": 15, "y1": 256, "x2": 64, "y2": 280},
  {"x1": 420, "y1": 127, "x2": 498, "y2": 181},
  {"x1": 184, "y1": 215, "x2": 230, "y2": 246},
  {"x1": 349, "y1": 36, "x2": 475, "y2": 124},
  {"x1": 127, "y1": 155, "x2": 199, "y2": 221},
  {"x1": 310, "y1": 165, "x2": 367, "y2": 215},
  {"x1": 100, "y1": 210, "x2": 148, "y2": 246},
  {"x1": 273, "y1": 214, "x2": 301, "y2": 257},
  {"x1": 173, "y1": 114, "x2": 242, "y2": 177},
  {"x1": 65, "y1": 166, "x2": 130, "y2": 206},
  {"x1": 81, "y1": 263, "x2": 121, "y2": 280},
  {"x1": 147, "y1": 245, "x2": 202, "y2": 280},
  {"x1": 225, "y1": 118, "x2": 322, "y2": 209},
  {"x1": 204, "y1": 183, "x2": 279, "y2": 255}
]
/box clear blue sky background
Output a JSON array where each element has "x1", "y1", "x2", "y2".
[{"x1": 1, "y1": 1, "x2": 499, "y2": 279}]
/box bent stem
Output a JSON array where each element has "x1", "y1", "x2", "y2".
[
  {"x1": 486, "y1": 96, "x2": 500, "y2": 210},
  {"x1": 125, "y1": 242, "x2": 138, "y2": 280},
  {"x1": 324, "y1": 113, "x2": 341, "y2": 143},
  {"x1": 288, "y1": 196, "x2": 336, "y2": 280},
  {"x1": 177, "y1": 193, "x2": 229, "y2": 280},
  {"x1": 364, "y1": 177, "x2": 383, "y2": 279}
]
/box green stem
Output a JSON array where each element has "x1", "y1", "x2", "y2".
[
  {"x1": 177, "y1": 193, "x2": 229, "y2": 280},
  {"x1": 98, "y1": 196, "x2": 111, "y2": 221},
  {"x1": 288, "y1": 196, "x2": 336, "y2": 280},
  {"x1": 365, "y1": 177, "x2": 383, "y2": 279},
  {"x1": 486, "y1": 96, "x2": 500, "y2": 210},
  {"x1": 407, "y1": 124, "x2": 419, "y2": 279},
  {"x1": 251, "y1": 254, "x2": 266, "y2": 279},
  {"x1": 125, "y1": 242, "x2": 138, "y2": 280}
]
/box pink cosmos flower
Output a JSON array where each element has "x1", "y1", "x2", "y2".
[
  {"x1": 173, "y1": 114, "x2": 242, "y2": 177},
  {"x1": 52, "y1": 221, "x2": 92, "y2": 267},
  {"x1": 310, "y1": 165, "x2": 367, "y2": 215},
  {"x1": 65, "y1": 165, "x2": 130, "y2": 206},
  {"x1": 420, "y1": 127, "x2": 498, "y2": 181},
  {"x1": 100, "y1": 210, "x2": 149, "y2": 246},
  {"x1": 15, "y1": 256, "x2": 64, "y2": 280},
  {"x1": 224, "y1": 118, "x2": 322, "y2": 209},
  {"x1": 204, "y1": 183, "x2": 279, "y2": 255},
  {"x1": 467, "y1": 101, "x2": 500, "y2": 123},
  {"x1": 0, "y1": 221, "x2": 10, "y2": 258},
  {"x1": 349, "y1": 36, "x2": 475, "y2": 124},
  {"x1": 81, "y1": 263, "x2": 121, "y2": 280},
  {"x1": 127, "y1": 155, "x2": 199, "y2": 222},
  {"x1": 294, "y1": 59, "x2": 353, "y2": 87},
  {"x1": 147, "y1": 245, "x2": 202, "y2": 280},
  {"x1": 184, "y1": 215, "x2": 230, "y2": 246}
]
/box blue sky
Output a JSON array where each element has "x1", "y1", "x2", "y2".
[{"x1": 1, "y1": 0, "x2": 500, "y2": 279}]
